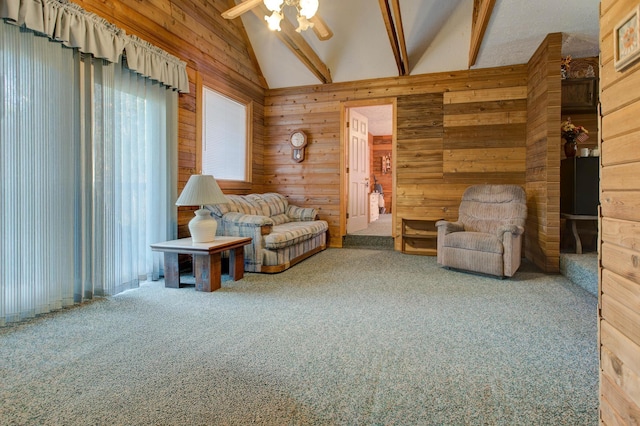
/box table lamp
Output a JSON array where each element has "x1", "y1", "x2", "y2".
[{"x1": 175, "y1": 174, "x2": 229, "y2": 243}]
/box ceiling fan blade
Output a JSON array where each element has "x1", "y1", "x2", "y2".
[
  {"x1": 222, "y1": 0, "x2": 264, "y2": 20},
  {"x1": 309, "y1": 15, "x2": 333, "y2": 40}
]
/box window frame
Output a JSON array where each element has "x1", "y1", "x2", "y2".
[{"x1": 196, "y1": 73, "x2": 253, "y2": 191}]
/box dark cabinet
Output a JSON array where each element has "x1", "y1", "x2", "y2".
[
  {"x1": 561, "y1": 157, "x2": 599, "y2": 215},
  {"x1": 561, "y1": 78, "x2": 597, "y2": 112}
]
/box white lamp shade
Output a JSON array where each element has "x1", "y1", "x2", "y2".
[
  {"x1": 176, "y1": 175, "x2": 228, "y2": 243},
  {"x1": 175, "y1": 175, "x2": 228, "y2": 207}
]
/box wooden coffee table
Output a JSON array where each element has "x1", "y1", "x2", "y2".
[{"x1": 150, "y1": 236, "x2": 252, "y2": 292}]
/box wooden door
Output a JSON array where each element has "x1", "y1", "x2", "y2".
[{"x1": 347, "y1": 109, "x2": 369, "y2": 233}]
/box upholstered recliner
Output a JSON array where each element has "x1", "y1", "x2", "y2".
[{"x1": 436, "y1": 185, "x2": 527, "y2": 278}]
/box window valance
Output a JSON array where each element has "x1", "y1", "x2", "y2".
[
  {"x1": 0, "y1": 0, "x2": 189, "y2": 93},
  {"x1": 125, "y1": 34, "x2": 190, "y2": 95}
]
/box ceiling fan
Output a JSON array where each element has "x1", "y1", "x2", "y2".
[{"x1": 222, "y1": 0, "x2": 333, "y2": 40}]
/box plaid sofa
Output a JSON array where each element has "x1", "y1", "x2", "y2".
[{"x1": 206, "y1": 193, "x2": 328, "y2": 273}]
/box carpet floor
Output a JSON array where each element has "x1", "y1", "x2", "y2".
[
  {"x1": 0, "y1": 248, "x2": 598, "y2": 425},
  {"x1": 348, "y1": 214, "x2": 392, "y2": 236}
]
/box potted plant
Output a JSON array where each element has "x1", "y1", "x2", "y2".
[{"x1": 561, "y1": 118, "x2": 589, "y2": 157}]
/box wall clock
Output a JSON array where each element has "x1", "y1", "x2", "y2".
[{"x1": 290, "y1": 129, "x2": 308, "y2": 163}]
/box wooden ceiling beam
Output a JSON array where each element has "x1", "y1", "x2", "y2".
[
  {"x1": 378, "y1": 0, "x2": 408, "y2": 76},
  {"x1": 390, "y1": 0, "x2": 409, "y2": 75},
  {"x1": 309, "y1": 14, "x2": 333, "y2": 41},
  {"x1": 251, "y1": 4, "x2": 332, "y2": 84},
  {"x1": 468, "y1": 0, "x2": 496, "y2": 68},
  {"x1": 222, "y1": 0, "x2": 263, "y2": 20}
]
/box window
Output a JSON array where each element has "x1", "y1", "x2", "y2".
[{"x1": 201, "y1": 86, "x2": 252, "y2": 183}]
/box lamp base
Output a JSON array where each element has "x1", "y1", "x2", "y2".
[{"x1": 189, "y1": 209, "x2": 217, "y2": 243}]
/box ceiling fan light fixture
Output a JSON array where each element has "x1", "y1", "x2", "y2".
[
  {"x1": 264, "y1": 0, "x2": 284, "y2": 12},
  {"x1": 261, "y1": 0, "x2": 319, "y2": 32},
  {"x1": 298, "y1": 0, "x2": 318, "y2": 19},
  {"x1": 265, "y1": 10, "x2": 283, "y2": 31},
  {"x1": 295, "y1": 15, "x2": 314, "y2": 33}
]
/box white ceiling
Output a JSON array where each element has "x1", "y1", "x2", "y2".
[
  {"x1": 235, "y1": 0, "x2": 601, "y2": 134},
  {"x1": 352, "y1": 104, "x2": 393, "y2": 136},
  {"x1": 476, "y1": 0, "x2": 600, "y2": 68}
]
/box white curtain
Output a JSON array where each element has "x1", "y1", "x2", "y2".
[
  {"x1": 0, "y1": 20, "x2": 177, "y2": 325},
  {"x1": 85, "y1": 57, "x2": 177, "y2": 296}
]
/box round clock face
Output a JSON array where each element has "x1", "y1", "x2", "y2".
[{"x1": 291, "y1": 131, "x2": 306, "y2": 147}]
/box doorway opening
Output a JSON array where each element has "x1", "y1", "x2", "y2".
[{"x1": 344, "y1": 102, "x2": 394, "y2": 239}]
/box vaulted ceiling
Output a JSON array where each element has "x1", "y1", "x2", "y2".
[{"x1": 227, "y1": 0, "x2": 600, "y2": 90}]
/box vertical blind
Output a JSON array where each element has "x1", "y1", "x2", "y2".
[
  {"x1": 1, "y1": 24, "x2": 79, "y2": 323},
  {"x1": 0, "y1": 22, "x2": 177, "y2": 326}
]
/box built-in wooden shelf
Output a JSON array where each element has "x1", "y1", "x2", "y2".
[{"x1": 401, "y1": 218, "x2": 440, "y2": 256}]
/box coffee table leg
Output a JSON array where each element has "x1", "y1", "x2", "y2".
[
  {"x1": 229, "y1": 246, "x2": 245, "y2": 281},
  {"x1": 194, "y1": 253, "x2": 222, "y2": 292},
  {"x1": 164, "y1": 252, "x2": 180, "y2": 288}
]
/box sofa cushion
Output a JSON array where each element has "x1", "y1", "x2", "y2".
[
  {"x1": 287, "y1": 205, "x2": 318, "y2": 221},
  {"x1": 442, "y1": 231, "x2": 504, "y2": 254},
  {"x1": 264, "y1": 221, "x2": 328, "y2": 249},
  {"x1": 270, "y1": 213, "x2": 290, "y2": 225},
  {"x1": 243, "y1": 194, "x2": 271, "y2": 216},
  {"x1": 259, "y1": 193, "x2": 289, "y2": 216},
  {"x1": 208, "y1": 194, "x2": 267, "y2": 216}
]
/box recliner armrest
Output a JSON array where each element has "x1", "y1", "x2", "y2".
[
  {"x1": 435, "y1": 220, "x2": 464, "y2": 234},
  {"x1": 496, "y1": 224, "x2": 525, "y2": 238},
  {"x1": 436, "y1": 220, "x2": 463, "y2": 265}
]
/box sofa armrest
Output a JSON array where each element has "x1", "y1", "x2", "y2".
[
  {"x1": 223, "y1": 212, "x2": 273, "y2": 226},
  {"x1": 286, "y1": 205, "x2": 318, "y2": 222},
  {"x1": 219, "y1": 213, "x2": 273, "y2": 272},
  {"x1": 222, "y1": 212, "x2": 274, "y2": 235}
]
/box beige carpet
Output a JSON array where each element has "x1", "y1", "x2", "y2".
[
  {"x1": 349, "y1": 213, "x2": 392, "y2": 236},
  {"x1": 0, "y1": 248, "x2": 598, "y2": 425}
]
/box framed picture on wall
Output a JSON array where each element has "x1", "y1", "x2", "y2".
[{"x1": 614, "y1": 6, "x2": 640, "y2": 71}]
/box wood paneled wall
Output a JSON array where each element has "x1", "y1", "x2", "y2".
[
  {"x1": 265, "y1": 66, "x2": 529, "y2": 248},
  {"x1": 600, "y1": 0, "x2": 640, "y2": 423},
  {"x1": 525, "y1": 33, "x2": 562, "y2": 273},
  {"x1": 74, "y1": 0, "x2": 266, "y2": 237},
  {"x1": 74, "y1": 1, "x2": 562, "y2": 271},
  {"x1": 396, "y1": 92, "x2": 444, "y2": 228}
]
